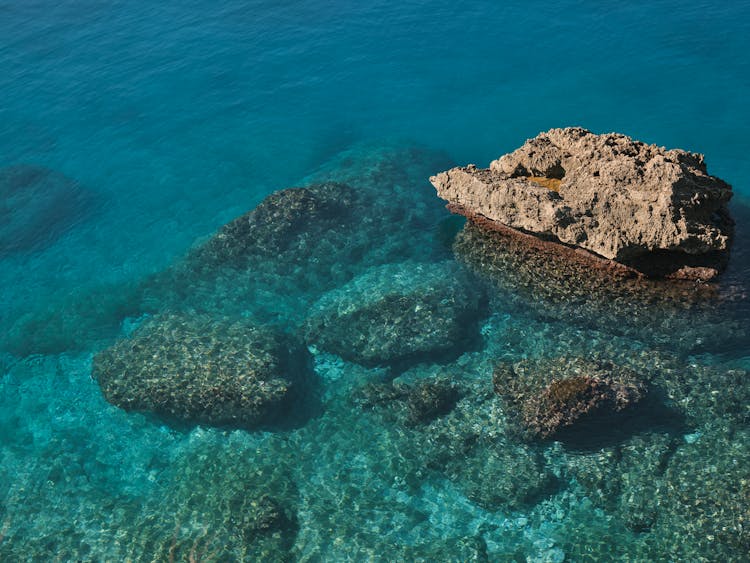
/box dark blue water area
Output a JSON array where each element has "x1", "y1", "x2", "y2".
[{"x1": 1, "y1": 1, "x2": 750, "y2": 560}]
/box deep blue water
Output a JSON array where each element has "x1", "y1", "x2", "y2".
[{"x1": 1, "y1": 1, "x2": 750, "y2": 560}]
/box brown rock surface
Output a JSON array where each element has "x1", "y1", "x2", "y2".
[
  {"x1": 430, "y1": 127, "x2": 734, "y2": 278},
  {"x1": 493, "y1": 357, "x2": 647, "y2": 440}
]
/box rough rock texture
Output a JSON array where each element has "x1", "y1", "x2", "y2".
[
  {"x1": 187, "y1": 182, "x2": 358, "y2": 271},
  {"x1": 430, "y1": 127, "x2": 734, "y2": 279},
  {"x1": 349, "y1": 371, "x2": 557, "y2": 512},
  {"x1": 352, "y1": 377, "x2": 461, "y2": 426},
  {"x1": 93, "y1": 313, "x2": 314, "y2": 429},
  {"x1": 493, "y1": 357, "x2": 647, "y2": 440},
  {"x1": 304, "y1": 261, "x2": 485, "y2": 366},
  {"x1": 0, "y1": 164, "x2": 95, "y2": 255},
  {"x1": 452, "y1": 220, "x2": 748, "y2": 356}
]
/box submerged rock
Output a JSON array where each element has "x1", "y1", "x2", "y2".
[
  {"x1": 0, "y1": 164, "x2": 94, "y2": 255},
  {"x1": 350, "y1": 371, "x2": 557, "y2": 511},
  {"x1": 304, "y1": 261, "x2": 485, "y2": 366},
  {"x1": 443, "y1": 440, "x2": 556, "y2": 511},
  {"x1": 493, "y1": 357, "x2": 647, "y2": 440},
  {"x1": 563, "y1": 431, "x2": 677, "y2": 533},
  {"x1": 134, "y1": 143, "x2": 456, "y2": 329},
  {"x1": 653, "y1": 424, "x2": 750, "y2": 560},
  {"x1": 430, "y1": 127, "x2": 734, "y2": 279},
  {"x1": 352, "y1": 377, "x2": 461, "y2": 425},
  {"x1": 451, "y1": 213, "x2": 748, "y2": 356},
  {"x1": 143, "y1": 437, "x2": 300, "y2": 561},
  {"x1": 92, "y1": 313, "x2": 314, "y2": 429},
  {"x1": 187, "y1": 181, "x2": 358, "y2": 270}
]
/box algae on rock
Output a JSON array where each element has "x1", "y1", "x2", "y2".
[{"x1": 493, "y1": 356, "x2": 647, "y2": 440}]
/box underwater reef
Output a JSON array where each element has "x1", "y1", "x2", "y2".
[{"x1": 431, "y1": 127, "x2": 734, "y2": 280}]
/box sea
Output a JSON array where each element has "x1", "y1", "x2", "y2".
[{"x1": 1, "y1": 1, "x2": 749, "y2": 560}]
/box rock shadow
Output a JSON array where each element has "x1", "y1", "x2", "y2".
[
  {"x1": 0, "y1": 164, "x2": 98, "y2": 256},
  {"x1": 552, "y1": 392, "x2": 687, "y2": 452}
]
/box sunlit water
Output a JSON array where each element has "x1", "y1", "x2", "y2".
[{"x1": 1, "y1": 1, "x2": 749, "y2": 560}]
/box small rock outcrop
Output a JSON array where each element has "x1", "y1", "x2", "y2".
[
  {"x1": 304, "y1": 261, "x2": 484, "y2": 366},
  {"x1": 430, "y1": 127, "x2": 734, "y2": 280},
  {"x1": 93, "y1": 313, "x2": 314, "y2": 429},
  {"x1": 493, "y1": 357, "x2": 647, "y2": 440}
]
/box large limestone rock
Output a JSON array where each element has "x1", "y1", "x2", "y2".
[{"x1": 430, "y1": 127, "x2": 734, "y2": 279}]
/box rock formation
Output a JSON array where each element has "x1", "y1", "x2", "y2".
[
  {"x1": 493, "y1": 357, "x2": 647, "y2": 440},
  {"x1": 187, "y1": 181, "x2": 358, "y2": 270},
  {"x1": 304, "y1": 261, "x2": 485, "y2": 366},
  {"x1": 430, "y1": 127, "x2": 734, "y2": 280},
  {"x1": 93, "y1": 313, "x2": 315, "y2": 429}
]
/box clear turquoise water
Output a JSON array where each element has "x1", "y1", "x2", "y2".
[{"x1": 1, "y1": 1, "x2": 749, "y2": 560}]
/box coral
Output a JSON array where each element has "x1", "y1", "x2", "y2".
[
  {"x1": 305, "y1": 261, "x2": 485, "y2": 366},
  {"x1": 92, "y1": 313, "x2": 315, "y2": 429}
]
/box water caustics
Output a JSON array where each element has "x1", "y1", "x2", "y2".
[{"x1": 1, "y1": 1, "x2": 750, "y2": 561}]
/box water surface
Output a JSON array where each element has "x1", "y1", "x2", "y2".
[{"x1": 1, "y1": 1, "x2": 749, "y2": 560}]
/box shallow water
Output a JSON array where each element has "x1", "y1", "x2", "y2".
[{"x1": 2, "y1": 1, "x2": 750, "y2": 560}]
